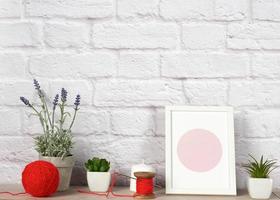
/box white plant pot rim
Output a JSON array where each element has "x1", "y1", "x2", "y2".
[
  {"x1": 39, "y1": 155, "x2": 75, "y2": 167},
  {"x1": 248, "y1": 177, "x2": 272, "y2": 180}
]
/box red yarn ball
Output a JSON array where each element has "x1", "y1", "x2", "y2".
[{"x1": 22, "y1": 160, "x2": 59, "y2": 197}]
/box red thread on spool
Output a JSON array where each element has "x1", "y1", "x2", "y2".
[
  {"x1": 134, "y1": 172, "x2": 155, "y2": 199},
  {"x1": 136, "y1": 178, "x2": 153, "y2": 195}
]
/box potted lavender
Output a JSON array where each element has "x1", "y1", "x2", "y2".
[{"x1": 20, "y1": 79, "x2": 80, "y2": 191}]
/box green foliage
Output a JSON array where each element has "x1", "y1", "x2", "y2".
[
  {"x1": 85, "y1": 157, "x2": 110, "y2": 172},
  {"x1": 243, "y1": 155, "x2": 278, "y2": 178},
  {"x1": 34, "y1": 130, "x2": 73, "y2": 159},
  {"x1": 20, "y1": 79, "x2": 80, "y2": 159}
]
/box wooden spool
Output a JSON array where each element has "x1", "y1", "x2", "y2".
[{"x1": 134, "y1": 172, "x2": 156, "y2": 199}]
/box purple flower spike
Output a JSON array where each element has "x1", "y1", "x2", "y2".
[
  {"x1": 61, "y1": 88, "x2": 67, "y2": 103},
  {"x1": 20, "y1": 97, "x2": 31, "y2": 107},
  {"x1": 33, "y1": 79, "x2": 44, "y2": 97},
  {"x1": 53, "y1": 94, "x2": 59, "y2": 109},
  {"x1": 33, "y1": 79, "x2": 40, "y2": 90},
  {"x1": 74, "y1": 94, "x2": 80, "y2": 110}
]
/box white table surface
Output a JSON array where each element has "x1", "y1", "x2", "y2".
[{"x1": 0, "y1": 185, "x2": 279, "y2": 200}]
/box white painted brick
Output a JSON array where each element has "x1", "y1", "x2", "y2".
[
  {"x1": 229, "y1": 81, "x2": 280, "y2": 106},
  {"x1": 0, "y1": 137, "x2": 37, "y2": 163},
  {"x1": 94, "y1": 79, "x2": 185, "y2": 106},
  {"x1": 184, "y1": 80, "x2": 227, "y2": 105},
  {"x1": 0, "y1": 109, "x2": 21, "y2": 135},
  {"x1": 253, "y1": 0, "x2": 280, "y2": 21},
  {"x1": 92, "y1": 23, "x2": 178, "y2": 49},
  {"x1": 118, "y1": 0, "x2": 158, "y2": 18},
  {"x1": 49, "y1": 80, "x2": 93, "y2": 105},
  {"x1": 72, "y1": 110, "x2": 110, "y2": 135},
  {"x1": 29, "y1": 53, "x2": 116, "y2": 78},
  {"x1": 1, "y1": 0, "x2": 280, "y2": 189},
  {"x1": 236, "y1": 166, "x2": 247, "y2": 189},
  {"x1": 228, "y1": 23, "x2": 280, "y2": 50},
  {"x1": 236, "y1": 139, "x2": 280, "y2": 165},
  {"x1": 0, "y1": 53, "x2": 25, "y2": 78},
  {"x1": 111, "y1": 109, "x2": 155, "y2": 136},
  {"x1": 23, "y1": 110, "x2": 44, "y2": 135},
  {"x1": 23, "y1": 107, "x2": 99, "y2": 136},
  {"x1": 182, "y1": 24, "x2": 226, "y2": 49},
  {"x1": 0, "y1": 22, "x2": 40, "y2": 47},
  {"x1": 25, "y1": 0, "x2": 113, "y2": 18},
  {"x1": 119, "y1": 52, "x2": 159, "y2": 78},
  {"x1": 241, "y1": 109, "x2": 280, "y2": 138},
  {"x1": 106, "y1": 137, "x2": 164, "y2": 165},
  {"x1": 252, "y1": 54, "x2": 280, "y2": 78},
  {"x1": 72, "y1": 137, "x2": 92, "y2": 166},
  {"x1": 214, "y1": 0, "x2": 248, "y2": 21},
  {"x1": 155, "y1": 108, "x2": 165, "y2": 136},
  {"x1": 0, "y1": 0, "x2": 21, "y2": 18},
  {"x1": 44, "y1": 22, "x2": 89, "y2": 48},
  {"x1": 234, "y1": 110, "x2": 244, "y2": 137},
  {"x1": 74, "y1": 135, "x2": 116, "y2": 165},
  {"x1": 160, "y1": 0, "x2": 213, "y2": 20},
  {"x1": 161, "y1": 53, "x2": 250, "y2": 78},
  {"x1": 0, "y1": 162, "x2": 25, "y2": 184},
  {"x1": 0, "y1": 80, "x2": 48, "y2": 106}
]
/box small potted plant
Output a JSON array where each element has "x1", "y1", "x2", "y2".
[
  {"x1": 243, "y1": 155, "x2": 278, "y2": 199},
  {"x1": 20, "y1": 79, "x2": 81, "y2": 191},
  {"x1": 85, "y1": 157, "x2": 111, "y2": 192}
]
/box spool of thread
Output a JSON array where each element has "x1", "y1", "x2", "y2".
[
  {"x1": 130, "y1": 161, "x2": 155, "y2": 192},
  {"x1": 134, "y1": 172, "x2": 155, "y2": 199}
]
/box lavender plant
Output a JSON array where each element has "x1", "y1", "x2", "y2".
[{"x1": 20, "y1": 79, "x2": 81, "y2": 159}]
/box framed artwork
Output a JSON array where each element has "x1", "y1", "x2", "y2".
[{"x1": 165, "y1": 106, "x2": 236, "y2": 195}]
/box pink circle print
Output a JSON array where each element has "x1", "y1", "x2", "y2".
[{"x1": 177, "y1": 129, "x2": 222, "y2": 172}]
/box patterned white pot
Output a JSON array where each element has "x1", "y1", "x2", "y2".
[{"x1": 39, "y1": 155, "x2": 75, "y2": 192}]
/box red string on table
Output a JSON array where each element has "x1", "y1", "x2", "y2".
[
  {"x1": 0, "y1": 192, "x2": 26, "y2": 196},
  {"x1": 77, "y1": 172, "x2": 135, "y2": 198},
  {"x1": 78, "y1": 172, "x2": 156, "y2": 198}
]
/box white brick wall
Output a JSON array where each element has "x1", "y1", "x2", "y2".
[{"x1": 0, "y1": 0, "x2": 279, "y2": 189}]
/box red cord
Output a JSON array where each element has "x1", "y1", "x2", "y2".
[
  {"x1": 77, "y1": 172, "x2": 135, "y2": 198},
  {"x1": 0, "y1": 192, "x2": 26, "y2": 196},
  {"x1": 0, "y1": 172, "x2": 154, "y2": 198}
]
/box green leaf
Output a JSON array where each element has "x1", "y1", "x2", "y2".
[
  {"x1": 84, "y1": 157, "x2": 110, "y2": 172},
  {"x1": 243, "y1": 154, "x2": 278, "y2": 178}
]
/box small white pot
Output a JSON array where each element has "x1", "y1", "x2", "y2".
[
  {"x1": 247, "y1": 178, "x2": 273, "y2": 199},
  {"x1": 39, "y1": 155, "x2": 75, "y2": 192},
  {"x1": 87, "y1": 172, "x2": 111, "y2": 192}
]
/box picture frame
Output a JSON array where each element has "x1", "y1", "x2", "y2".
[{"x1": 165, "y1": 106, "x2": 236, "y2": 195}]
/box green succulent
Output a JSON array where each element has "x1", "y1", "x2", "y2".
[
  {"x1": 243, "y1": 155, "x2": 278, "y2": 178},
  {"x1": 85, "y1": 157, "x2": 110, "y2": 172}
]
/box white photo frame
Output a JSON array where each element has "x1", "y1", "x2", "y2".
[{"x1": 165, "y1": 106, "x2": 236, "y2": 195}]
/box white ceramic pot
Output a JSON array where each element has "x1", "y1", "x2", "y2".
[
  {"x1": 247, "y1": 178, "x2": 273, "y2": 199},
  {"x1": 39, "y1": 155, "x2": 75, "y2": 192},
  {"x1": 87, "y1": 172, "x2": 111, "y2": 192}
]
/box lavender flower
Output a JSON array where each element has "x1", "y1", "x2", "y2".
[
  {"x1": 20, "y1": 97, "x2": 31, "y2": 107},
  {"x1": 61, "y1": 88, "x2": 67, "y2": 103},
  {"x1": 74, "y1": 94, "x2": 80, "y2": 110},
  {"x1": 33, "y1": 79, "x2": 40, "y2": 90},
  {"x1": 33, "y1": 79, "x2": 44, "y2": 97},
  {"x1": 53, "y1": 94, "x2": 59, "y2": 110}
]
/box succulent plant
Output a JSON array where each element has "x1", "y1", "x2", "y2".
[
  {"x1": 85, "y1": 157, "x2": 110, "y2": 172},
  {"x1": 243, "y1": 155, "x2": 278, "y2": 178}
]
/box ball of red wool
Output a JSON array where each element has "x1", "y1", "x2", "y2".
[{"x1": 22, "y1": 160, "x2": 59, "y2": 197}]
